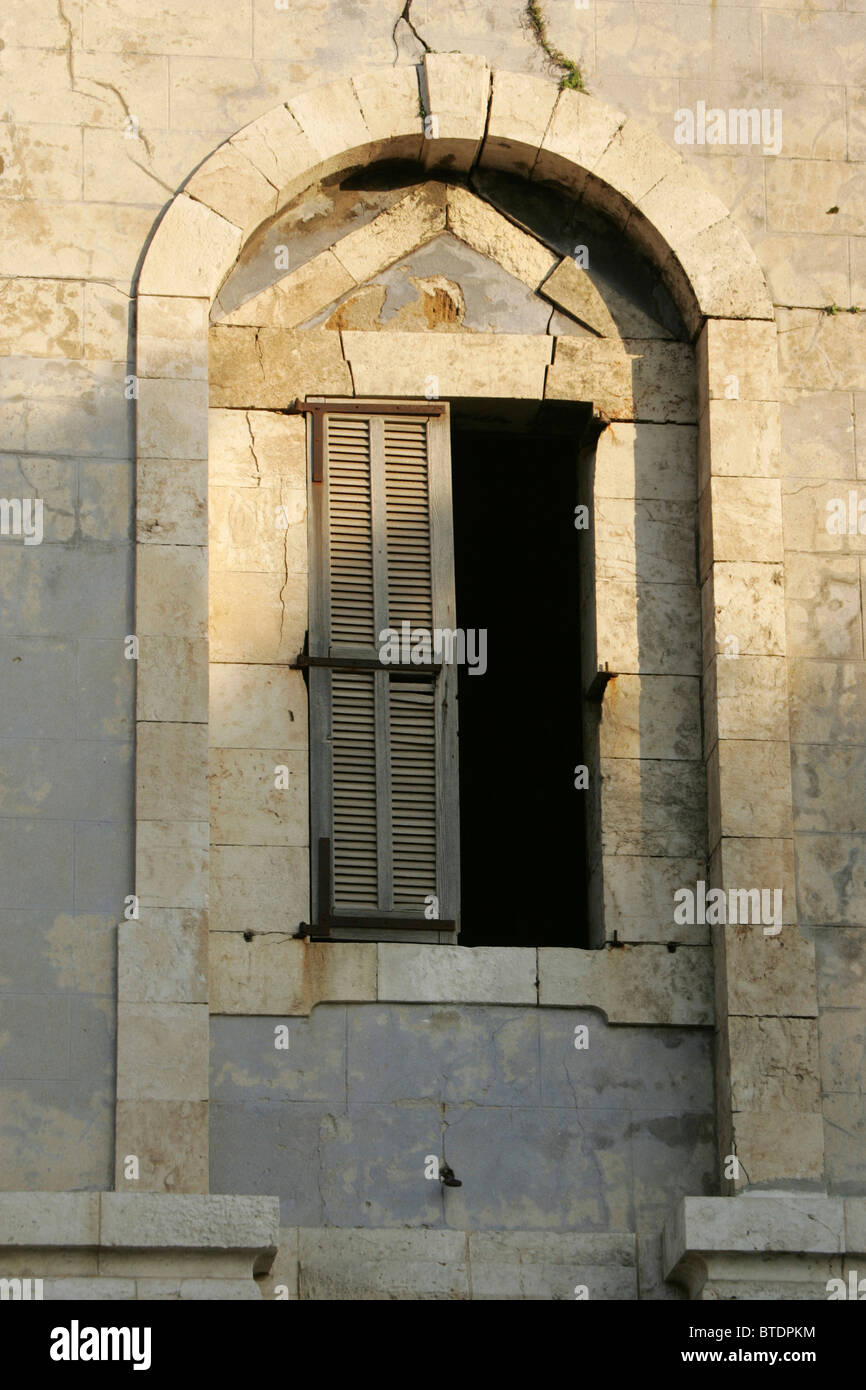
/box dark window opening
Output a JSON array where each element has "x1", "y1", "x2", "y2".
[{"x1": 450, "y1": 402, "x2": 591, "y2": 948}]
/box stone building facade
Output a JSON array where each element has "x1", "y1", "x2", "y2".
[{"x1": 1, "y1": 1, "x2": 865, "y2": 1300}]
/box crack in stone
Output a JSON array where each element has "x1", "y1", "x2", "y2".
[
  {"x1": 56, "y1": 0, "x2": 155, "y2": 160},
  {"x1": 245, "y1": 413, "x2": 263, "y2": 488},
  {"x1": 392, "y1": 0, "x2": 432, "y2": 64}
]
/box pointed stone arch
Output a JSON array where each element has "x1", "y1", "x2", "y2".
[{"x1": 125, "y1": 55, "x2": 816, "y2": 1201}]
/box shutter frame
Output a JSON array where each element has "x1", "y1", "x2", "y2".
[{"x1": 307, "y1": 398, "x2": 460, "y2": 943}]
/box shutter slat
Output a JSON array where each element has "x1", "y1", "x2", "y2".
[{"x1": 389, "y1": 677, "x2": 437, "y2": 908}]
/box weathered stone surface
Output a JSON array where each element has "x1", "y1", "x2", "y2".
[
  {"x1": 469, "y1": 1231, "x2": 637, "y2": 1301},
  {"x1": 547, "y1": 338, "x2": 696, "y2": 422},
  {"x1": 352, "y1": 66, "x2": 424, "y2": 152},
  {"x1": 209, "y1": 326, "x2": 352, "y2": 406},
  {"x1": 540, "y1": 258, "x2": 619, "y2": 337},
  {"x1": 594, "y1": 577, "x2": 701, "y2": 676},
  {"x1": 210, "y1": 664, "x2": 306, "y2": 751},
  {"x1": 793, "y1": 745, "x2": 866, "y2": 834},
  {"x1": 699, "y1": 400, "x2": 781, "y2": 490},
  {"x1": 298, "y1": 1227, "x2": 469, "y2": 1300},
  {"x1": 796, "y1": 834, "x2": 866, "y2": 928},
  {"x1": 701, "y1": 562, "x2": 786, "y2": 664},
  {"x1": 114, "y1": 1100, "x2": 208, "y2": 1193},
  {"x1": 137, "y1": 722, "x2": 208, "y2": 822},
  {"x1": 703, "y1": 655, "x2": 788, "y2": 746},
  {"x1": 783, "y1": 392, "x2": 855, "y2": 481},
  {"x1": 257, "y1": 1227, "x2": 299, "y2": 1300},
  {"x1": 783, "y1": 477, "x2": 866, "y2": 554},
  {"x1": 185, "y1": 142, "x2": 278, "y2": 238},
  {"x1": 0, "y1": 1192, "x2": 99, "y2": 1246},
  {"x1": 538, "y1": 945, "x2": 713, "y2": 1025},
  {"x1": 137, "y1": 546, "x2": 207, "y2": 644},
  {"x1": 785, "y1": 554, "x2": 862, "y2": 659},
  {"x1": 664, "y1": 1195, "x2": 845, "y2": 1288},
  {"x1": 210, "y1": 479, "x2": 306, "y2": 575},
  {"x1": 139, "y1": 196, "x2": 242, "y2": 299},
  {"x1": 137, "y1": 378, "x2": 209, "y2": 460},
  {"x1": 0, "y1": 278, "x2": 83, "y2": 359},
  {"x1": 590, "y1": 120, "x2": 681, "y2": 230},
  {"x1": 334, "y1": 183, "x2": 447, "y2": 284},
  {"x1": 481, "y1": 69, "x2": 559, "y2": 178},
  {"x1": 210, "y1": 748, "x2": 307, "y2": 847},
  {"x1": 447, "y1": 186, "x2": 556, "y2": 290},
  {"x1": 229, "y1": 105, "x2": 319, "y2": 202},
  {"x1": 118, "y1": 911, "x2": 208, "y2": 1005},
  {"x1": 708, "y1": 740, "x2": 793, "y2": 845},
  {"x1": 532, "y1": 89, "x2": 624, "y2": 193},
  {"x1": 731, "y1": 1113, "x2": 825, "y2": 1185},
  {"x1": 777, "y1": 309, "x2": 866, "y2": 394},
  {"x1": 100, "y1": 1193, "x2": 279, "y2": 1251},
  {"x1": 287, "y1": 80, "x2": 371, "y2": 167},
  {"x1": 599, "y1": 675, "x2": 701, "y2": 761},
  {"x1": 210, "y1": 936, "x2": 375, "y2": 1015},
  {"x1": 342, "y1": 329, "x2": 552, "y2": 399},
  {"x1": 116, "y1": 1003, "x2": 209, "y2": 1101},
  {"x1": 378, "y1": 945, "x2": 536, "y2": 1004},
  {"x1": 601, "y1": 758, "x2": 706, "y2": 857},
  {"x1": 136, "y1": 818, "x2": 208, "y2": 912},
  {"x1": 219, "y1": 249, "x2": 354, "y2": 329},
  {"x1": 138, "y1": 460, "x2": 207, "y2": 545},
  {"x1": 729, "y1": 1017, "x2": 821, "y2": 1111},
  {"x1": 210, "y1": 845, "x2": 308, "y2": 932},
  {"x1": 723, "y1": 925, "x2": 817, "y2": 1018},
  {"x1": 137, "y1": 296, "x2": 209, "y2": 379},
  {"x1": 595, "y1": 497, "x2": 696, "y2": 585},
  {"x1": 422, "y1": 53, "x2": 490, "y2": 172},
  {"x1": 709, "y1": 838, "x2": 797, "y2": 928},
  {"x1": 209, "y1": 570, "x2": 305, "y2": 664},
  {"x1": 602, "y1": 855, "x2": 709, "y2": 945},
  {"x1": 594, "y1": 422, "x2": 697, "y2": 501}
]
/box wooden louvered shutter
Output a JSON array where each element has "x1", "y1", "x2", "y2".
[{"x1": 307, "y1": 401, "x2": 460, "y2": 941}]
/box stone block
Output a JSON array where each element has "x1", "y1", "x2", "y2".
[
  {"x1": 845, "y1": 1199, "x2": 866, "y2": 1252},
  {"x1": 447, "y1": 186, "x2": 556, "y2": 290},
  {"x1": 545, "y1": 337, "x2": 634, "y2": 417},
  {"x1": 422, "y1": 53, "x2": 490, "y2": 172},
  {"x1": 590, "y1": 120, "x2": 681, "y2": 230},
  {"x1": 729, "y1": 1017, "x2": 821, "y2": 1111},
  {"x1": 602, "y1": 855, "x2": 709, "y2": 945},
  {"x1": 209, "y1": 325, "x2": 352, "y2": 407},
  {"x1": 257, "y1": 1227, "x2": 299, "y2": 1300},
  {"x1": 675, "y1": 219, "x2": 775, "y2": 330},
  {"x1": 538, "y1": 944, "x2": 713, "y2": 1025},
  {"x1": 334, "y1": 183, "x2": 447, "y2": 285},
  {"x1": 209, "y1": 480, "x2": 306, "y2": 575},
  {"x1": 352, "y1": 66, "x2": 424, "y2": 154},
  {"x1": 137, "y1": 296, "x2": 209, "y2": 380},
  {"x1": 210, "y1": 664, "x2": 306, "y2": 751},
  {"x1": 342, "y1": 329, "x2": 552, "y2": 399},
  {"x1": 709, "y1": 838, "x2": 797, "y2": 929},
  {"x1": 703, "y1": 655, "x2": 788, "y2": 747},
  {"x1": 0, "y1": 277, "x2": 83, "y2": 359},
  {"x1": 135, "y1": 818, "x2": 208, "y2": 912},
  {"x1": 137, "y1": 378, "x2": 209, "y2": 460},
  {"x1": 211, "y1": 1009, "x2": 348, "y2": 1104},
  {"x1": 595, "y1": 577, "x2": 701, "y2": 676},
  {"x1": 824, "y1": 1094, "x2": 866, "y2": 1190},
  {"x1": 793, "y1": 745, "x2": 866, "y2": 834},
  {"x1": 697, "y1": 318, "x2": 779, "y2": 411},
  {"x1": 595, "y1": 497, "x2": 696, "y2": 585},
  {"x1": 701, "y1": 562, "x2": 786, "y2": 663},
  {"x1": 100, "y1": 1193, "x2": 279, "y2": 1252},
  {"x1": 540, "y1": 258, "x2": 619, "y2": 338},
  {"x1": 210, "y1": 748, "x2": 308, "y2": 847},
  {"x1": 288, "y1": 79, "x2": 371, "y2": 168},
  {"x1": 593, "y1": 422, "x2": 697, "y2": 501},
  {"x1": 628, "y1": 165, "x2": 728, "y2": 267},
  {"x1": 599, "y1": 674, "x2": 701, "y2": 761},
  {"x1": 137, "y1": 722, "x2": 208, "y2": 822},
  {"x1": 783, "y1": 477, "x2": 866, "y2": 555},
  {"x1": 814, "y1": 929, "x2": 866, "y2": 1011},
  {"x1": 185, "y1": 142, "x2": 278, "y2": 239},
  {"x1": 601, "y1": 757, "x2": 706, "y2": 858},
  {"x1": 818, "y1": 1010, "x2": 864, "y2": 1095},
  {"x1": 230, "y1": 105, "x2": 320, "y2": 203},
  {"x1": 377, "y1": 945, "x2": 536, "y2": 1004},
  {"x1": 776, "y1": 309, "x2": 866, "y2": 395},
  {"x1": 700, "y1": 477, "x2": 782, "y2": 576},
  {"x1": 209, "y1": 570, "x2": 306, "y2": 663},
  {"x1": 469, "y1": 1231, "x2": 636, "y2": 1301},
  {"x1": 782, "y1": 393, "x2": 855, "y2": 480},
  {"x1": 138, "y1": 195, "x2": 242, "y2": 299},
  {"x1": 116, "y1": 1003, "x2": 209, "y2": 1101},
  {"x1": 138, "y1": 636, "x2": 207, "y2": 724},
  {"x1": 785, "y1": 554, "x2": 862, "y2": 659},
  {"x1": 209, "y1": 845, "x2": 309, "y2": 932},
  {"x1": 137, "y1": 460, "x2": 207, "y2": 546},
  {"x1": 708, "y1": 740, "x2": 793, "y2": 846},
  {"x1": 699, "y1": 400, "x2": 781, "y2": 490},
  {"x1": 731, "y1": 1113, "x2": 825, "y2": 1185},
  {"x1": 796, "y1": 834, "x2": 866, "y2": 928},
  {"x1": 219, "y1": 249, "x2": 355, "y2": 329},
  {"x1": 532, "y1": 89, "x2": 624, "y2": 194},
  {"x1": 118, "y1": 911, "x2": 208, "y2": 1005},
  {"x1": 0, "y1": 1193, "x2": 99, "y2": 1246},
  {"x1": 114, "y1": 1100, "x2": 208, "y2": 1193},
  {"x1": 481, "y1": 70, "x2": 559, "y2": 178},
  {"x1": 298, "y1": 1227, "x2": 469, "y2": 1300},
  {"x1": 664, "y1": 1195, "x2": 845, "y2": 1280}
]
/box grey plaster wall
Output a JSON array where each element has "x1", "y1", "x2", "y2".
[{"x1": 210, "y1": 1005, "x2": 716, "y2": 1235}]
